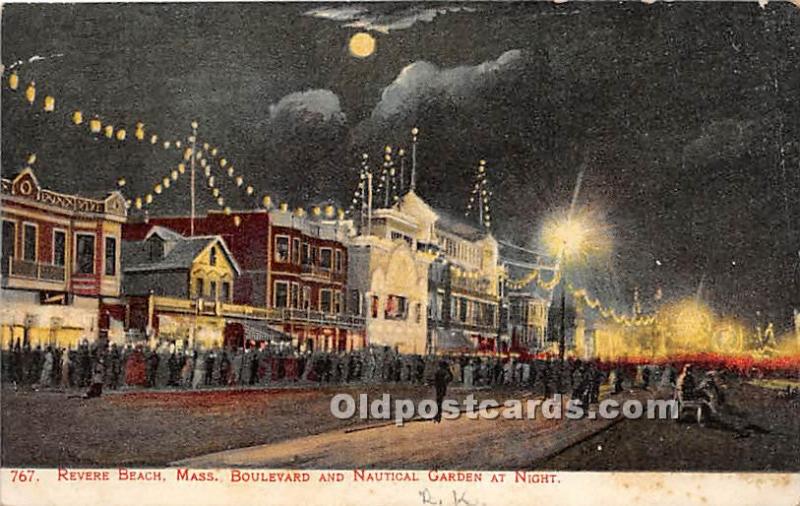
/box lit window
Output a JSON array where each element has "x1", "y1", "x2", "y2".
[{"x1": 384, "y1": 295, "x2": 408, "y2": 320}]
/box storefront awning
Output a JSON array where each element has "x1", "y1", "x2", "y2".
[
  {"x1": 238, "y1": 321, "x2": 293, "y2": 342},
  {"x1": 434, "y1": 329, "x2": 476, "y2": 351}
]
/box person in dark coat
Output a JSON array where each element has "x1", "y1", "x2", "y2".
[
  {"x1": 205, "y1": 351, "x2": 215, "y2": 386},
  {"x1": 219, "y1": 350, "x2": 231, "y2": 386},
  {"x1": 28, "y1": 345, "x2": 43, "y2": 385},
  {"x1": 68, "y1": 357, "x2": 105, "y2": 399},
  {"x1": 76, "y1": 341, "x2": 90, "y2": 387},
  {"x1": 167, "y1": 351, "x2": 180, "y2": 387},
  {"x1": 432, "y1": 360, "x2": 454, "y2": 423},
  {"x1": 108, "y1": 344, "x2": 122, "y2": 389},
  {"x1": 146, "y1": 349, "x2": 160, "y2": 388}
]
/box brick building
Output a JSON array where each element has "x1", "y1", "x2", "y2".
[
  {"x1": 123, "y1": 206, "x2": 363, "y2": 351},
  {"x1": 1, "y1": 168, "x2": 127, "y2": 347}
]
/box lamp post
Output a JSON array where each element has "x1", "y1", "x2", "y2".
[
  {"x1": 543, "y1": 213, "x2": 592, "y2": 391},
  {"x1": 189, "y1": 121, "x2": 198, "y2": 236},
  {"x1": 410, "y1": 127, "x2": 419, "y2": 190}
]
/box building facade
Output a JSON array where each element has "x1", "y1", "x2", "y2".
[
  {"x1": 123, "y1": 206, "x2": 363, "y2": 351},
  {"x1": 121, "y1": 225, "x2": 241, "y2": 349},
  {"x1": 499, "y1": 243, "x2": 554, "y2": 353},
  {"x1": 385, "y1": 192, "x2": 502, "y2": 353},
  {"x1": 347, "y1": 194, "x2": 435, "y2": 354},
  {"x1": 1, "y1": 168, "x2": 127, "y2": 348}
]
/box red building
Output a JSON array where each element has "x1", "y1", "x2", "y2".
[
  {"x1": 1, "y1": 168, "x2": 128, "y2": 347},
  {"x1": 123, "y1": 206, "x2": 364, "y2": 351}
]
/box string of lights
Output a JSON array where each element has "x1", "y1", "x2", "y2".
[
  {"x1": 506, "y1": 264, "x2": 653, "y2": 327},
  {"x1": 7, "y1": 70, "x2": 189, "y2": 152},
  {"x1": 465, "y1": 159, "x2": 492, "y2": 229}
]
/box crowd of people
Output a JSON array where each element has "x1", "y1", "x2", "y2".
[{"x1": 1, "y1": 338, "x2": 684, "y2": 399}]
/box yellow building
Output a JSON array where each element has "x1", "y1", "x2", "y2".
[{"x1": 122, "y1": 226, "x2": 240, "y2": 348}]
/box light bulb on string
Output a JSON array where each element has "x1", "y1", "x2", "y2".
[{"x1": 25, "y1": 82, "x2": 36, "y2": 104}]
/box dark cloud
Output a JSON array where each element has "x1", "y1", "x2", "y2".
[
  {"x1": 304, "y1": 5, "x2": 477, "y2": 34},
  {"x1": 369, "y1": 50, "x2": 523, "y2": 123},
  {"x1": 269, "y1": 89, "x2": 347, "y2": 126}
]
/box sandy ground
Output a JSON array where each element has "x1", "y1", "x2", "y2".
[
  {"x1": 2, "y1": 381, "x2": 796, "y2": 470},
  {"x1": 172, "y1": 394, "x2": 625, "y2": 469},
  {"x1": 0, "y1": 383, "x2": 527, "y2": 467}
]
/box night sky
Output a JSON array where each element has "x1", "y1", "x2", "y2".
[{"x1": 3, "y1": 2, "x2": 799, "y2": 330}]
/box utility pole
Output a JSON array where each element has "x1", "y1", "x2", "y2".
[
  {"x1": 410, "y1": 127, "x2": 419, "y2": 190},
  {"x1": 366, "y1": 171, "x2": 373, "y2": 237},
  {"x1": 189, "y1": 121, "x2": 198, "y2": 236}
]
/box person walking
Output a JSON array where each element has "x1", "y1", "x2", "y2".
[
  {"x1": 38, "y1": 346, "x2": 54, "y2": 387},
  {"x1": 432, "y1": 360, "x2": 454, "y2": 423},
  {"x1": 60, "y1": 347, "x2": 72, "y2": 389}
]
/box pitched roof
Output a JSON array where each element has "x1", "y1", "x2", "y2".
[
  {"x1": 123, "y1": 227, "x2": 241, "y2": 275},
  {"x1": 144, "y1": 225, "x2": 184, "y2": 242}
]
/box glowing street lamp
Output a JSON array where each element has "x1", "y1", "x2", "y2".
[{"x1": 541, "y1": 210, "x2": 610, "y2": 372}]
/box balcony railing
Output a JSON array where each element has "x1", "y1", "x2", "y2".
[
  {"x1": 450, "y1": 277, "x2": 496, "y2": 299},
  {"x1": 281, "y1": 308, "x2": 365, "y2": 328},
  {"x1": 3, "y1": 257, "x2": 66, "y2": 283},
  {"x1": 430, "y1": 317, "x2": 498, "y2": 334},
  {"x1": 151, "y1": 296, "x2": 365, "y2": 329}
]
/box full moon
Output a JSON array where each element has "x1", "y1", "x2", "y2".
[{"x1": 349, "y1": 32, "x2": 376, "y2": 58}]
